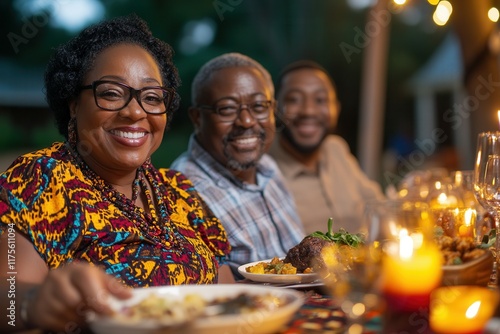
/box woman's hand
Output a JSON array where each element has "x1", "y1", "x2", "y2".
[{"x1": 26, "y1": 261, "x2": 132, "y2": 332}]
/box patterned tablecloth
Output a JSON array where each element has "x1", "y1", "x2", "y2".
[{"x1": 278, "y1": 291, "x2": 382, "y2": 334}]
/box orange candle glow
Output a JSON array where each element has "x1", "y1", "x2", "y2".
[
  {"x1": 459, "y1": 208, "x2": 476, "y2": 238},
  {"x1": 382, "y1": 230, "x2": 443, "y2": 311},
  {"x1": 430, "y1": 286, "x2": 500, "y2": 334}
]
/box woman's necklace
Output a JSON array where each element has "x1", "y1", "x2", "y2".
[
  {"x1": 67, "y1": 144, "x2": 176, "y2": 245},
  {"x1": 132, "y1": 168, "x2": 172, "y2": 241},
  {"x1": 131, "y1": 173, "x2": 141, "y2": 203}
]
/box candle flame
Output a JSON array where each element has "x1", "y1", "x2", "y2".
[
  {"x1": 411, "y1": 232, "x2": 424, "y2": 249},
  {"x1": 464, "y1": 208, "x2": 474, "y2": 227},
  {"x1": 399, "y1": 229, "x2": 414, "y2": 259},
  {"x1": 437, "y1": 193, "x2": 448, "y2": 204},
  {"x1": 466, "y1": 301, "x2": 481, "y2": 318},
  {"x1": 399, "y1": 228, "x2": 408, "y2": 238}
]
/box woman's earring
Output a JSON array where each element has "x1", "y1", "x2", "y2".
[{"x1": 68, "y1": 117, "x2": 77, "y2": 147}]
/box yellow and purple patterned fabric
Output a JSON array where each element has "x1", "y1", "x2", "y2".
[{"x1": 0, "y1": 142, "x2": 230, "y2": 286}]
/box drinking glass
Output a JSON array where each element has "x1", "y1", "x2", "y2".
[
  {"x1": 451, "y1": 170, "x2": 477, "y2": 208},
  {"x1": 320, "y1": 243, "x2": 383, "y2": 334},
  {"x1": 361, "y1": 199, "x2": 435, "y2": 246},
  {"x1": 359, "y1": 199, "x2": 442, "y2": 334},
  {"x1": 321, "y1": 199, "x2": 434, "y2": 334},
  {"x1": 473, "y1": 132, "x2": 500, "y2": 260}
]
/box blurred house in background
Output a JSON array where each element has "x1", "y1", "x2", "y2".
[
  {"x1": 0, "y1": 58, "x2": 55, "y2": 171},
  {"x1": 407, "y1": 32, "x2": 470, "y2": 171},
  {"x1": 0, "y1": 59, "x2": 45, "y2": 107}
]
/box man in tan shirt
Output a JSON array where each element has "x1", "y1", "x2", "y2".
[{"x1": 269, "y1": 60, "x2": 384, "y2": 234}]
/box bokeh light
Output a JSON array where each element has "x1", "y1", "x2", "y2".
[
  {"x1": 488, "y1": 7, "x2": 500, "y2": 22},
  {"x1": 433, "y1": 1, "x2": 453, "y2": 26}
]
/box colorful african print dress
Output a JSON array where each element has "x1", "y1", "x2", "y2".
[{"x1": 0, "y1": 142, "x2": 231, "y2": 286}]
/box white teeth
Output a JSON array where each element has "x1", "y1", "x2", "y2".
[
  {"x1": 111, "y1": 130, "x2": 146, "y2": 139},
  {"x1": 235, "y1": 137, "x2": 258, "y2": 145}
]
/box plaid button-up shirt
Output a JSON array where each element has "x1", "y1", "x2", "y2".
[{"x1": 171, "y1": 135, "x2": 305, "y2": 279}]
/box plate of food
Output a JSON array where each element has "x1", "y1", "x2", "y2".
[
  {"x1": 238, "y1": 219, "x2": 365, "y2": 285},
  {"x1": 238, "y1": 257, "x2": 320, "y2": 284},
  {"x1": 88, "y1": 284, "x2": 304, "y2": 334}
]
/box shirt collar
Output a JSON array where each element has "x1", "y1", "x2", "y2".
[{"x1": 269, "y1": 138, "x2": 321, "y2": 179}]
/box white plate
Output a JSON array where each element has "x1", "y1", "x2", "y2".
[
  {"x1": 238, "y1": 259, "x2": 319, "y2": 284},
  {"x1": 88, "y1": 284, "x2": 304, "y2": 334}
]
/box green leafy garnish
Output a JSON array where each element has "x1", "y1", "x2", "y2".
[
  {"x1": 434, "y1": 226, "x2": 444, "y2": 238},
  {"x1": 308, "y1": 217, "x2": 365, "y2": 247},
  {"x1": 479, "y1": 229, "x2": 497, "y2": 249}
]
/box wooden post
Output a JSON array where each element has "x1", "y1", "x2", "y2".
[{"x1": 357, "y1": 0, "x2": 391, "y2": 181}]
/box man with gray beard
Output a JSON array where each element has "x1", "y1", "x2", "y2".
[
  {"x1": 171, "y1": 53, "x2": 305, "y2": 279},
  {"x1": 269, "y1": 60, "x2": 384, "y2": 235}
]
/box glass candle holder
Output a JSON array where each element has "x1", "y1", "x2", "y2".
[
  {"x1": 432, "y1": 207, "x2": 477, "y2": 240},
  {"x1": 362, "y1": 199, "x2": 443, "y2": 312}
]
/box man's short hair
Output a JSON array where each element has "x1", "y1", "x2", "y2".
[
  {"x1": 191, "y1": 52, "x2": 273, "y2": 105},
  {"x1": 276, "y1": 60, "x2": 337, "y2": 94}
]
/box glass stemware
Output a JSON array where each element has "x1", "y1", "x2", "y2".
[
  {"x1": 483, "y1": 155, "x2": 500, "y2": 208},
  {"x1": 473, "y1": 132, "x2": 500, "y2": 262}
]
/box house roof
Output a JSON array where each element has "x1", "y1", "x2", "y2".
[{"x1": 408, "y1": 32, "x2": 463, "y2": 92}]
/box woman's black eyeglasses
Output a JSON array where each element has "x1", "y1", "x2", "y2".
[{"x1": 80, "y1": 80, "x2": 175, "y2": 115}]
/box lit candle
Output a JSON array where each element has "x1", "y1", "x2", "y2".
[
  {"x1": 458, "y1": 208, "x2": 476, "y2": 238},
  {"x1": 430, "y1": 286, "x2": 500, "y2": 334},
  {"x1": 382, "y1": 230, "x2": 443, "y2": 311},
  {"x1": 428, "y1": 182, "x2": 460, "y2": 209},
  {"x1": 399, "y1": 229, "x2": 413, "y2": 259},
  {"x1": 433, "y1": 208, "x2": 477, "y2": 239},
  {"x1": 498, "y1": 110, "x2": 500, "y2": 128}
]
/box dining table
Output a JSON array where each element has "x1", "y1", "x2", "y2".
[
  {"x1": 15, "y1": 281, "x2": 500, "y2": 334},
  {"x1": 278, "y1": 287, "x2": 500, "y2": 334},
  {"x1": 275, "y1": 289, "x2": 380, "y2": 334},
  {"x1": 236, "y1": 279, "x2": 385, "y2": 334},
  {"x1": 273, "y1": 280, "x2": 500, "y2": 334}
]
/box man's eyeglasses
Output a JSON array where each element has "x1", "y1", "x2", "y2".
[
  {"x1": 196, "y1": 100, "x2": 274, "y2": 123},
  {"x1": 80, "y1": 80, "x2": 175, "y2": 115}
]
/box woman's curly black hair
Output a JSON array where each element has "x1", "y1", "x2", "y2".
[{"x1": 44, "y1": 14, "x2": 181, "y2": 139}]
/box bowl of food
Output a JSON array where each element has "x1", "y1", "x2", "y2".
[
  {"x1": 434, "y1": 212, "x2": 496, "y2": 286},
  {"x1": 88, "y1": 284, "x2": 304, "y2": 334},
  {"x1": 441, "y1": 249, "x2": 495, "y2": 286}
]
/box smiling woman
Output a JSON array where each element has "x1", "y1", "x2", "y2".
[{"x1": 0, "y1": 15, "x2": 234, "y2": 333}]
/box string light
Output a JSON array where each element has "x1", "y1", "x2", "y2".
[
  {"x1": 433, "y1": 1, "x2": 452, "y2": 26},
  {"x1": 394, "y1": 0, "x2": 499, "y2": 26},
  {"x1": 489, "y1": 7, "x2": 500, "y2": 22}
]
